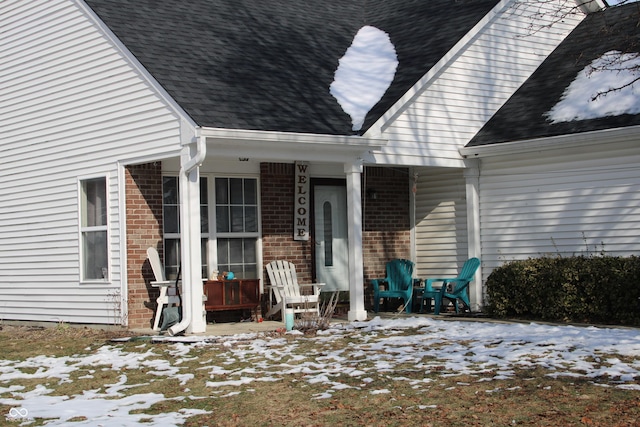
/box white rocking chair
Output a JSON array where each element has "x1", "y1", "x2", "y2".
[
  {"x1": 147, "y1": 247, "x2": 180, "y2": 331},
  {"x1": 265, "y1": 260, "x2": 325, "y2": 320}
]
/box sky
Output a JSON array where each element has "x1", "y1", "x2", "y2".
[
  {"x1": 330, "y1": 26, "x2": 398, "y2": 132},
  {"x1": 547, "y1": 50, "x2": 640, "y2": 123},
  {"x1": 2, "y1": 316, "x2": 640, "y2": 425}
]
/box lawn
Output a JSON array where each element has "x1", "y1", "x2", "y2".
[{"x1": 1, "y1": 317, "x2": 640, "y2": 426}]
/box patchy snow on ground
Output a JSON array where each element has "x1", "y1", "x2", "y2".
[
  {"x1": 2, "y1": 316, "x2": 640, "y2": 425},
  {"x1": 546, "y1": 50, "x2": 640, "y2": 123},
  {"x1": 330, "y1": 26, "x2": 398, "y2": 132}
]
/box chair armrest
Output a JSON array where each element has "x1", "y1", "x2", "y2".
[
  {"x1": 371, "y1": 278, "x2": 388, "y2": 289},
  {"x1": 424, "y1": 278, "x2": 456, "y2": 291},
  {"x1": 299, "y1": 283, "x2": 325, "y2": 294},
  {"x1": 151, "y1": 280, "x2": 173, "y2": 288}
]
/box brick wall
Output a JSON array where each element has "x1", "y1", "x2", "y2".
[
  {"x1": 362, "y1": 167, "x2": 411, "y2": 307},
  {"x1": 125, "y1": 162, "x2": 163, "y2": 329},
  {"x1": 261, "y1": 163, "x2": 314, "y2": 284},
  {"x1": 260, "y1": 163, "x2": 411, "y2": 309}
]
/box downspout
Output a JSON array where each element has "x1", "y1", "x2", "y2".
[{"x1": 168, "y1": 132, "x2": 206, "y2": 336}]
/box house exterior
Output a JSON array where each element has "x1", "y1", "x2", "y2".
[
  {"x1": 2, "y1": 0, "x2": 624, "y2": 333},
  {"x1": 462, "y1": 2, "x2": 640, "y2": 292}
]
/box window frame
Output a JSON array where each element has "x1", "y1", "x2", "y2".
[
  {"x1": 161, "y1": 174, "x2": 261, "y2": 280},
  {"x1": 78, "y1": 174, "x2": 110, "y2": 283},
  {"x1": 209, "y1": 175, "x2": 261, "y2": 280}
]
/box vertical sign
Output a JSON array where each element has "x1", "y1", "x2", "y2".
[{"x1": 294, "y1": 161, "x2": 310, "y2": 240}]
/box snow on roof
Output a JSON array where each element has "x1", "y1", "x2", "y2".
[
  {"x1": 546, "y1": 50, "x2": 640, "y2": 123},
  {"x1": 330, "y1": 26, "x2": 399, "y2": 132}
]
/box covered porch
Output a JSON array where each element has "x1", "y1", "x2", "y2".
[{"x1": 126, "y1": 128, "x2": 402, "y2": 334}]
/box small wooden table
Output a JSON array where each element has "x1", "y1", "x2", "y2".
[{"x1": 203, "y1": 279, "x2": 260, "y2": 312}]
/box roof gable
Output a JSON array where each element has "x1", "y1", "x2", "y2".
[
  {"x1": 468, "y1": 3, "x2": 640, "y2": 147},
  {"x1": 84, "y1": 0, "x2": 499, "y2": 136}
]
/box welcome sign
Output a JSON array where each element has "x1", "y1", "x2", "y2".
[{"x1": 294, "y1": 161, "x2": 310, "y2": 241}]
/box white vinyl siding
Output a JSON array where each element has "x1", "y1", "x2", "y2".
[
  {"x1": 0, "y1": 0, "x2": 186, "y2": 324},
  {"x1": 375, "y1": 0, "x2": 584, "y2": 167},
  {"x1": 414, "y1": 167, "x2": 468, "y2": 278},
  {"x1": 479, "y1": 144, "x2": 640, "y2": 283}
]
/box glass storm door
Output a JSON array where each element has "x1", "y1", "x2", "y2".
[{"x1": 314, "y1": 185, "x2": 349, "y2": 292}]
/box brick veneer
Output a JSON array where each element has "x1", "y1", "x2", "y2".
[
  {"x1": 125, "y1": 163, "x2": 163, "y2": 329},
  {"x1": 261, "y1": 163, "x2": 314, "y2": 284},
  {"x1": 260, "y1": 163, "x2": 410, "y2": 309},
  {"x1": 362, "y1": 167, "x2": 411, "y2": 308},
  {"x1": 123, "y1": 162, "x2": 410, "y2": 328}
]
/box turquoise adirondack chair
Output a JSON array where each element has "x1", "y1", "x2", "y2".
[
  {"x1": 420, "y1": 257, "x2": 480, "y2": 315},
  {"x1": 372, "y1": 259, "x2": 415, "y2": 314}
]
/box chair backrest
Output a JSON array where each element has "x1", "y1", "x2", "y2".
[
  {"x1": 449, "y1": 257, "x2": 481, "y2": 293},
  {"x1": 458, "y1": 257, "x2": 481, "y2": 281},
  {"x1": 386, "y1": 259, "x2": 414, "y2": 291},
  {"x1": 147, "y1": 247, "x2": 167, "y2": 282},
  {"x1": 266, "y1": 260, "x2": 301, "y2": 303}
]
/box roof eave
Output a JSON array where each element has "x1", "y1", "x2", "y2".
[{"x1": 460, "y1": 125, "x2": 640, "y2": 158}]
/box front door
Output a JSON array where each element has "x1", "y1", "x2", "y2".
[{"x1": 314, "y1": 185, "x2": 349, "y2": 292}]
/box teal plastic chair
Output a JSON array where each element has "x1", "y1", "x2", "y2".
[
  {"x1": 420, "y1": 257, "x2": 480, "y2": 314},
  {"x1": 372, "y1": 259, "x2": 415, "y2": 314}
]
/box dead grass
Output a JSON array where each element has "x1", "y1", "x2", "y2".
[{"x1": 1, "y1": 324, "x2": 639, "y2": 426}]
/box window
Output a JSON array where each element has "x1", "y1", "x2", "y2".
[
  {"x1": 80, "y1": 177, "x2": 108, "y2": 281},
  {"x1": 323, "y1": 201, "x2": 333, "y2": 266},
  {"x1": 162, "y1": 176, "x2": 259, "y2": 280},
  {"x1": 215, "y1": 178, "x2": 259, "y2": 279},
  {"x1": 162, "y1": 176, "x2": 209, "y2": 280}
]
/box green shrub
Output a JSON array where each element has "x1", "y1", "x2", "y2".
[{"x1": 485, "y1": 255, "x2": 640, "y2": 325}]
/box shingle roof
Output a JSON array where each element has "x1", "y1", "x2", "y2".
[
  {"x1": 468, "y1": 3, "x2": 640, "y2": 147},
  {"x1": 84, "y1": 0, "x2": 499, "y2": 135}
]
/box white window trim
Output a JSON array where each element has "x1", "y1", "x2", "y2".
[
  {"x1": 207, "y1": 174, "x2": 262, "y2": 279},
  {"x1": 161, "y1": 173, "x2": 263, "y2": 282},
  {"x1": 78, "y1": 173, "x2": 110, "y2": 284}
]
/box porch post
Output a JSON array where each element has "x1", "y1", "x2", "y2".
[
  {"x1": 170, "y1": 141, "x2": 207, "y2": 335},
  {"x1": 464, "y1": 159, "x2": 482, "y2": 312},
  {"x1": 344, "y1": 162, "x2": 367, "y2": 321},
  {"x1": 180, "y1": 164, "x2": 206, "y2": 333}
]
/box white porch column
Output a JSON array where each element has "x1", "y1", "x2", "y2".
[
  {"x1": 169, "y1": 140, "x2": 207, "y2": 335},
  {"x1": 180, "y1": 165, "x2": 206, "y2": 333},
  {"x1": 464, "y1": 159, "x2": 482, "y2": 312},
  {"x1": 345, "y1": 162, "x2": 367, "y2": 321}
]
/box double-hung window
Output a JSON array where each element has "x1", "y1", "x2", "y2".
[
  {"x1": 161, "y1": 175, "x2": 259, "y2": 280},
  {"x1": 162, "y1": 176, "x2": 210, "y2": 280},
  {"x1": 215, "y1": 177, "x2": 258, "y2": 279},
  {"x1": 80, "y1": 176, "x2": 108, "y2": 281}
]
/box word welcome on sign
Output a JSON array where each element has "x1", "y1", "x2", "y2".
[{"x1": 294, "y1": 161, "x2": 309, "y2": 241}]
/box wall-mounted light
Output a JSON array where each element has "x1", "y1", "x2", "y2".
[
  {"x1": 238, "y1": 158, "x2": 250, "y2": 162},
  {"x1": 366, "y1": 188, "x2": 378, "y2": 200}
]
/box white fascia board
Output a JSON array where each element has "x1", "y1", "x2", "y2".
[
  {"x1": 75, "y1": 0, "x2": 197, "y2": 134},
  {"x1": 364, "y1": 0, "x2": 513, "y2": 137},
  {"x1": 198, "y1": 127, "x2": 387, "y2": 163},
  {"x1": 459, "y1": 125, "x2": 640, "y2": 158},
  {"x1": 369, "y1": 152, "x2": 466, "y2": 168}
]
